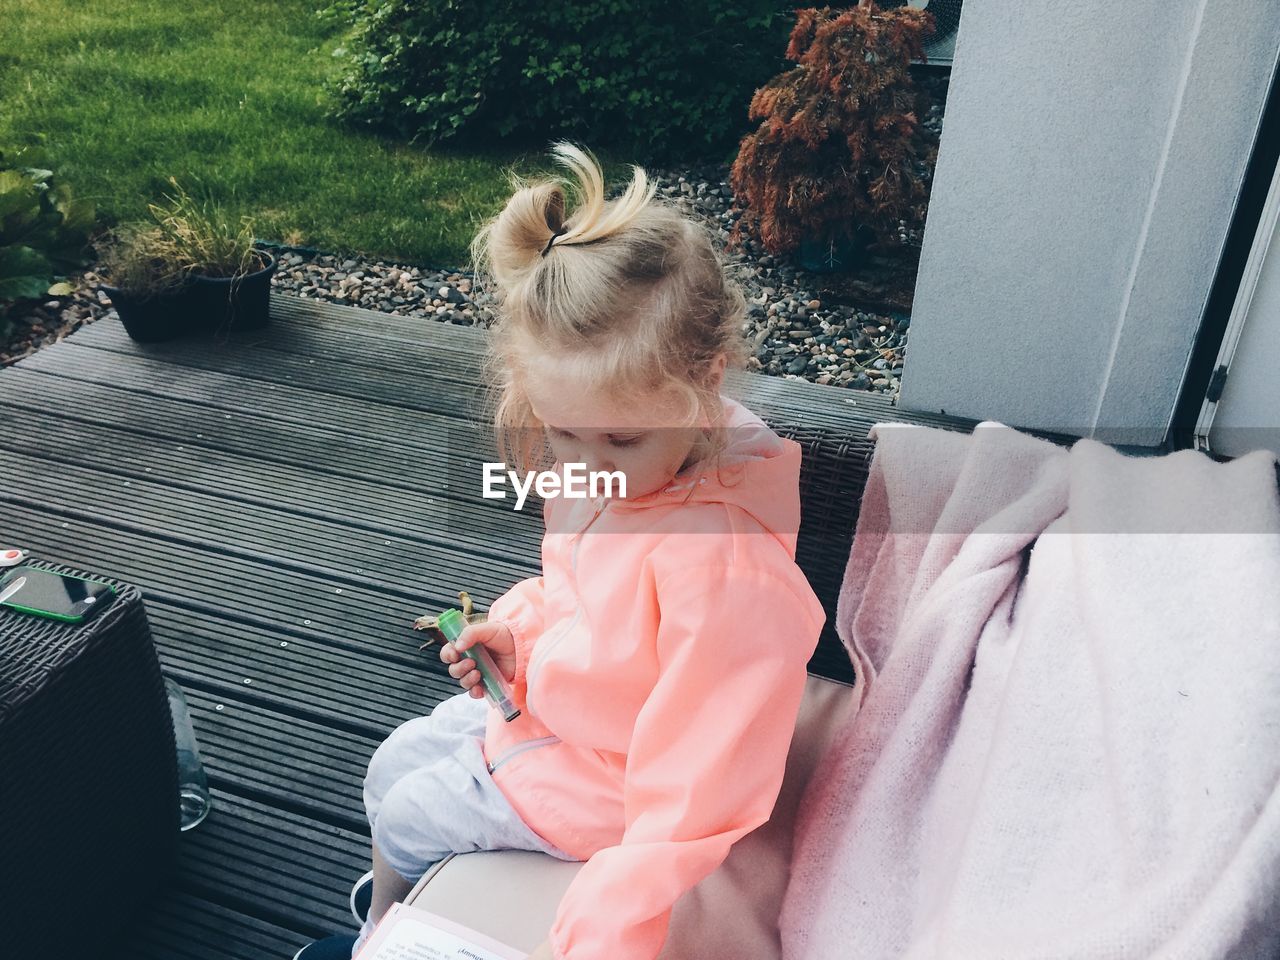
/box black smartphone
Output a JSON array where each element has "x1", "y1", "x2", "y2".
[{"x1": 0, "y1": 567, "x2": 116, "y2": 624}]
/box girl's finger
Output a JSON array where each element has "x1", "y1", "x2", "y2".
[
  {"x1": 448, "y1": 660, "x2": 471, "y2": 680},
  {"x1": 440, "y1": 642, "x2": 456, "y2": 664}
]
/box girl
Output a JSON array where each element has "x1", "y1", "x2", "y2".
[{"x1": 294, "y1": 142, "x2": 825, "y2": 960}]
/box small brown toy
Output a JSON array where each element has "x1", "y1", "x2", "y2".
[{"x1": 414, "y1": 590, "x2": 487, "y2": 650}]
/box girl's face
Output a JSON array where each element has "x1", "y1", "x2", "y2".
[{"x1": 523, "y1": 356, "x2": 724, "y2": 501}]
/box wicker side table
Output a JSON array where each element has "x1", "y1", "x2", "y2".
[{"x1": 0, "y1": 560, "x2": 178, "y2": 957}]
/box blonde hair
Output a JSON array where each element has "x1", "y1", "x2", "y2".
[{"x1": 470, "y1": 141, "x2": 750, "y2": 475}]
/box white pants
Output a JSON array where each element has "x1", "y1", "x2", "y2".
[{"x1": 363, "y1": 690, "x2": 577, "y2": 882}]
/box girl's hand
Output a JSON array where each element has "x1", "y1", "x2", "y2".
[
  {"x1": 526, "y1": 940, "x2": 555, "y2": 960},
  {"x1": 440, "y1": 620, "x2": 517, "y2": 697}
]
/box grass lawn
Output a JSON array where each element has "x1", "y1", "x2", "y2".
[{"x1": 0, "y1": 0, "x2": 645, "y2": 270}]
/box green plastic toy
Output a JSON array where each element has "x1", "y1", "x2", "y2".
[{"x1": 437, "y1": 607, "x2": 521, "y2": 722}]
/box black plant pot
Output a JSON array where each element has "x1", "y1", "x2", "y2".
[
  {"x1": 192, "y1": 251, "x2": 276, "y2": 334},
  {"x1": 98, "y1": 282, "x2": 202, "y2": 344}
]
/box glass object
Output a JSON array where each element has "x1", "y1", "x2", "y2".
[{"x1": 164, "y1": 677, "x2": 212, "y2": 831}]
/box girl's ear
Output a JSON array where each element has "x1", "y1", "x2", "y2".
[{"x1": 708, "y1": 352, "x2": 728, "y2": 390}]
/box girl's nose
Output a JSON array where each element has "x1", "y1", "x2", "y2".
[
  {"x1": 561, "y1": 448, "x2": 606, "y2": 476},
  {"x1": 580, "y1": 458, "x2": 614, "y2": 478}
]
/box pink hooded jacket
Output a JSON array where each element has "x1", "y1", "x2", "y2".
[{"x1": 482, "y1": 396, "x2": 826, "y2": 960}]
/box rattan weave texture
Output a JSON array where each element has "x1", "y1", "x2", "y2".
[{"x1": 0, "y1": 560, "x2": 178, "y2": 957}]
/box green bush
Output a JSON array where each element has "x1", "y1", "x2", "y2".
[
  {"x1": 318, "y1": 0, "x2": 796, "y2": 163},
  {"x1": 0, "y1": 145, "x2": 96, "y2": 334}
]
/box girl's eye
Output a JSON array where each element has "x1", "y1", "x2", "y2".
[{"x1": 545, "y1": 426, "x2": 640, "y2": 447}]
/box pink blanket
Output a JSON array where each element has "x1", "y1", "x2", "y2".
[{"x1": 780, "y1": 421, "x2": 1280, "y2": 959}]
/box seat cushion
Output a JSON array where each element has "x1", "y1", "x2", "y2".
[{"x1": 406, "y1": 672, "x2": 858, "y2": 957}]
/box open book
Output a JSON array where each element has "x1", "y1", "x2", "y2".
[{"x1": 355, "y1": 901, "x2": 527, "y2": 960}]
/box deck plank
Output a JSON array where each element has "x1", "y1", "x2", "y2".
[
  {"x1": 0, "y1": 498, "x2": 514, "y2": 666},
  {"x1": 0, "y1": 447, "x2": 535, "y2": 600},
  {"x1": 129, "y1": 893, "x2": 304, "y2": 960},
  {"x1": 0, "y1": 401, "x2": 542, "y2": 559}
]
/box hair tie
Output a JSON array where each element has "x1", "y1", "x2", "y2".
[{"x1": 541, "y1": 224, "x2": 569, "y2": 257}]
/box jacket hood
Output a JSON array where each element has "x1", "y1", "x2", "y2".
[{"x1": 609, "y1": 395, "x2": 803, "y2": 552}]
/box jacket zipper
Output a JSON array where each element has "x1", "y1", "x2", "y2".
[
  {"x1": 486, "y1": 498, "x2": 607, "y2": 773},
  {"x1": 486, "y1": 734, "x2": 562, "y2": 775},
  {"x1": 524, "y1": 497, "x2": 608, "y2": 700}
]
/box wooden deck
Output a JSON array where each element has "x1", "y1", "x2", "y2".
[{"x1": 0, "y1": 293, "x2": 963, "y2": 957}]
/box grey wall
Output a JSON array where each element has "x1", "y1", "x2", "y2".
[{"x1": 900, "y1": 0, "x2": 1280, "y2": 446}]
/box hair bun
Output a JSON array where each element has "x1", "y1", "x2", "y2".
[{"x1": 471, "y1": 141, "x2": 658, "y2": 293}]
